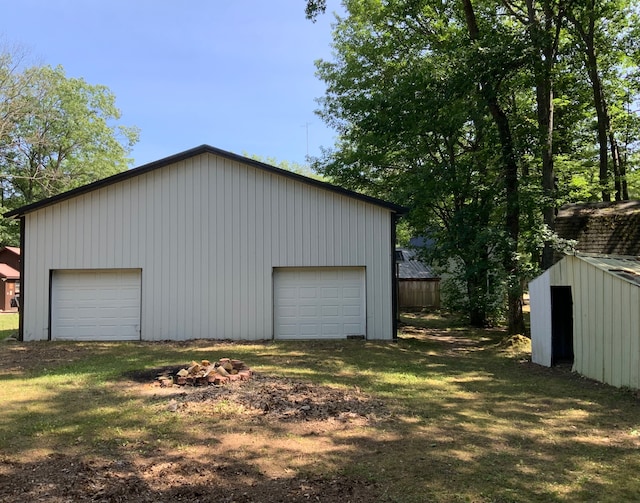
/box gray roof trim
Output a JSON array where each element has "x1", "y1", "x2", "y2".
[
  {"x1": 5, "y1": 144, "x2": 408, "y2": 218},
  {"x1": 574, "y1": 252, "x2": 640, "y2": 287}
]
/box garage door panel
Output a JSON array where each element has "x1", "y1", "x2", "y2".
[
  {"x1": 278, "y1": 287, "x2": 297, "y2": 299},
  {"x1": 274, "y1": 267, "x2": 366, "y2": 340},
  {"x1": 343, "y1": 305, "x2": 362, "y2": 316},
  {"x1": 299, "y1": 305, "x2": 318, "y2": 317},
  {"x1": 321, "y1": 324, "x2": 340, "y2": 336},
  {"x1": 51, "y1": 269, "x2": 141, "y2": 341},
  {"x1": 278, "y1": 324, "x2": 297, "y2": 336},
  {"x1": 299, "y1": 287, "x2": 318, "y2": 299},
  {"x1": 300, "y1": 324, "x2": 320, "y2": 335},
  {"x1": 321, "y1": 287, "x2": 339, "y2": 298}
]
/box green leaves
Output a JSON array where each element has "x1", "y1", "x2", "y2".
[
  {"x1": 311, "y1": 0, "x2": 640, "y2": 327},
  {"x1": 0, "y1": 57, "x2": 139, "y2": 243}
]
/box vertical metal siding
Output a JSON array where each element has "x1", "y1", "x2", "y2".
[
  {"x1": 532, "y1": 255, "x2": 640, "y2": 389},
  {"x1": 629, "y1": 286, "x2": 640, "y2": 389},
  {"x1": 529, "y1": 270, "x2": 552, "y2": 366},
  {"x1": 602, "y1": 271, "x2": 614, "y2": 386},
  {"x1": 22, "y1": 153, "x2": 393, "y2": 341}
]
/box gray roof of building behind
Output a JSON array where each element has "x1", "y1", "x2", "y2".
[
  {"x1": 396, "y1": 248, "x2": 439, "y2": 279},
  {"x1": 554, "y1": 200, "x2": 640, "y2": 257}
]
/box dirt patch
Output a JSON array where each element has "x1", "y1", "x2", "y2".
[
  {"x1": 0, "y1": 356, "x2": 389, "y2": 503},
  {"x1": 0, "y1": 452, "x2": 381, "y2": 503},
  {"x1": 169, "y1": 373, "x2": 388, "y2": 423},
  {"x1": 126, "y1": 365, "x2": 390, "y2": 424}
]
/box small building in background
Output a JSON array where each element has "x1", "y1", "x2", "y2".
[
  {"x1": 554, "y1": 200, "x2": 640, "y2": 258},
  {"x1": 395, "y1": 248, "x2": 440, "y2": 309},
  {"x1": 0, "y1": 247, "x2": 20, "y2": 312}
]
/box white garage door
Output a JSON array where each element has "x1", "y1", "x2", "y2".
[
  {"x1": 51, "y1": 269, "x2": 141, "y2": 341},
  {"x1": 273, "y1": 267, "x2": 366, "y2": 340}
]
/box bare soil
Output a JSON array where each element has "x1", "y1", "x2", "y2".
[
  {"x1": 0, "y1": 345, "x2": 390, "y2": 503},
  {"x1": 3, "y1": 328, "x2": 637, "y2": 502}
]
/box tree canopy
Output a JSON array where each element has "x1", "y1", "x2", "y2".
[
  {"x1": 0, "y1": 52, "x2": 139, "y2": 244},
  {"x1": 307, "y1": 0, "x2": 640, "y2": 332}
]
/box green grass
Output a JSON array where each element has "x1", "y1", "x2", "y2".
[
  {"x1": 0, "y1": 312, "x2": 639, "y2": 502},
  {"x1": 0, "y1": 312, "x2": 18, "y2": 341}
]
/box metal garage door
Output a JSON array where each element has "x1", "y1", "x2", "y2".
[
  {"x1": 51, "y1": 269, "x2": 141, "y2": 341},
  {"x1": 273, "y1": 267, "x2": 366, "y2": 340}
]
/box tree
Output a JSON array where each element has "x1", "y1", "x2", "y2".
[
  {"x1": 565, "y1": 0, "x2": 637, "y2": 202},
  {"x1": 0, "y1": 59, "x2": 139, "y2": 243},
  {"x1": 312, "y1": 0, "x2": 525, "y2": 328},
  {"x1": 0, "y1": 49, "x2": 31, "y2": 147},
  {"x1": 461, "y1": 0, "x2": 526, "y2": 333},
  {"x1": 498, "y1": 0, "x2": 565, "y2": 269},
  {"x1": 244, "y1": 153, "x2": 325, "y2": 180},
  {"x1": 305, "y1": 0, "x2": 640, "y2": 332}
]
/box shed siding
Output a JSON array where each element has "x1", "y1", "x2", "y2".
[
  {"x1": 629, "y1": 286, "x2": 640, "y2": 389},
  {"x1": 529, "y1": 270, "x2": 552, "y2": 366},
  {"x1": 530, "y1": 254, "x2": 640, "y2": 390},
  {"x1": 22, "y1": 153, "x2": 393, "y2": 341}
]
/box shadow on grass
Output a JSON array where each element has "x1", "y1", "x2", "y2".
[{"x1": 0, "y1": 317, "x2": 639, "y2": 502}]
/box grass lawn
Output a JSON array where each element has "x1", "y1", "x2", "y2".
[
  {"x1": 0, "y1": 313, "x2": 18, "y2": 341},
  {"x1": 0, "y1": 311, "x2": 638, "y2": 502}
]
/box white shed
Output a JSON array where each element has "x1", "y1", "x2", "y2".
[
  {"x1": 6, "y1": 145, "x2": 405, "y2": 342},
  {"x1": 529, "y1": 253, "x2": 640, "y2": 389}
]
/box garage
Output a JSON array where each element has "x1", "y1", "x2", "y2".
[
  {"x1": 7, "y1": 146, "x2": 402, "y2": 341},
  {"x1": 51, "y1": 269, "x2": 141, "y2": 341},
  {"x1": 273, "y1": 267, "x2": 366, "y2": 340}
]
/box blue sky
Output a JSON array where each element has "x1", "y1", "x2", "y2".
[{"x1": 1, "y1": 1, "x2": 340, "y2": 168}]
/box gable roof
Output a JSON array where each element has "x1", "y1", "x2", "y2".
[
  {"x1": 0, "y1": 263, "x2": 19, "y2": 279},
  {"x1": 1, "y1": 246, "x2": 20, "y2": 256},
  {"x1": 4, "y1": 145, "x2": 407, "y2": 218},
  {"x1": 554, "y1": 201, "x2": 640, "y2": 256}
]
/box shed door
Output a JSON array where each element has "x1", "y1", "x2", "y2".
[
  {"x1": 273, "y1": 267, "x2": 366, "y2": 339},
  {"x1": 551, "y1": 286, "x2": 574, "y2": 365},
  {"x1": 51, "y1": 269, "x2": 141, "y2": 341}
]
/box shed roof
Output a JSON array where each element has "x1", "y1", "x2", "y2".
[
  {"x1": 554, "y1": 201, "x2": 640, "y2": 256},
  {"x1": 4, "y1": 145, "x2": 407, "y2": 218},
  {"x1": 395, "y1": 248, "x2": 439, "y2": 279},
  {"x1": 0, "y1": 263, "x2": 19, "y2": 279},
  {"x1": 1, "y1": 246, "x2": 20, "y2": 255},
  {"x1": 576, "y1": 253, "x2": 640, "y2": 287}
]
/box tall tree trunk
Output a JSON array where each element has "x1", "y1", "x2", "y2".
[
  {"x1": 587, "y1": 47, "x2": 613, "y2": 201},
  {"x1": 609, "y1": 129, "x2": 624, "y2": 200},
  {"x1": 538, "y1": 74, "x2": 556, "y2": 269},
  {"x1": 615, "y1": 136, "x2": 629, "y2": 200},
  {"x1": 526, "y1": 0, "x2": 561, "y2": 270},
  {"x1": 462, "y1": 0, "x2": 524, "y2": 335}
]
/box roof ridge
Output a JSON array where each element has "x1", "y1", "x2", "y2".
[{"x1": 5, "y1": 145, "x2": 407, "y2": 218}]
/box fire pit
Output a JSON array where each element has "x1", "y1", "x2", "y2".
[{"x1": 154, "y1": 358, "x2": 253, "y2": 387}]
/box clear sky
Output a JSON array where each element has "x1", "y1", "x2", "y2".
[{"x1": 1, "y1": 1, "x2": 339, "y2": 168}]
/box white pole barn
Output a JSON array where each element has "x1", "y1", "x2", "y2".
[{"x1": 6, "y1": 145, "x2": 406, "y2": 342}]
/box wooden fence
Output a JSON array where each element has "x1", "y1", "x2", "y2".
[{"x1": 398, "y1": 279, "x2": 440, "y2": 308}]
